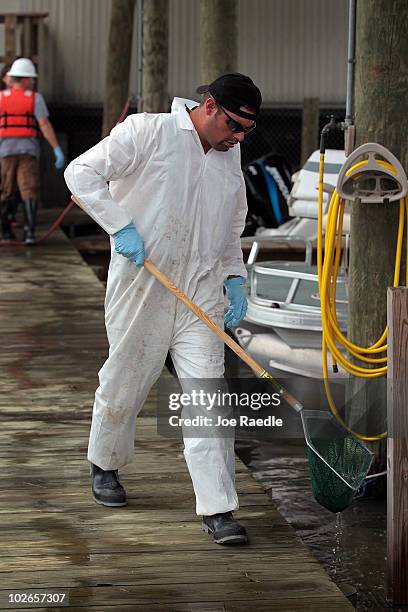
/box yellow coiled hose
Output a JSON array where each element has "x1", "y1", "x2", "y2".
[{"x1": 318, "y1": 153, "x2": 408, "y2": 441}]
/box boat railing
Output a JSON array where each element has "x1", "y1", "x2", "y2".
[
  {"x1": 246, "y1": 234, "x2": 313, "y2": 267},
  {"x1": 250, "y1": 263, "x2": 347, "y2": 314}
]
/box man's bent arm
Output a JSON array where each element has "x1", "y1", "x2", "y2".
[{"x1": 64, "y1": 116, "x2": 143, "y2": 235}]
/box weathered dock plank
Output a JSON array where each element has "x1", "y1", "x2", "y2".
[{"x1": 0, "y1": 212, "x2": 353, "y2": 610}]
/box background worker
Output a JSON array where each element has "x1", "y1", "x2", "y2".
[
  {"x1": 65, "y1": 73, "x2": 261, "y2": 545},
  {"x1": 0, "y1": 57, "x2": 65, "y2": 243}
]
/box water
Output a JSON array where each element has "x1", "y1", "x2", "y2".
[{"x1": 236, "y1": 437, "x2": 389, "y2": 610}]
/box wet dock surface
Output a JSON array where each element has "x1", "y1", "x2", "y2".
[{"x1": 0, "y1": 211, "x2": 353, "y2": 610}]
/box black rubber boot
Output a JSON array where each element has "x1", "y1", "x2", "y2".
[
  {"x1": 90, "y1": 463, "x2": 127, "y2": 507},
  {"x1": 10, "y1": 197, "x2": 19, "y2": 228},
  {"x1": 22, "y1": 198, "x2": 37, "y2": 245},
  {"x1": 202, "y1": 512, "x2": 248, "y2": 545},
  {"x1": 1, "y1": 200, "x2": 16, "y2": 240}
]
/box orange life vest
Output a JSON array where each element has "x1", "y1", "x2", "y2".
[{"x1": 0, "y1": 89, "x2": 40, "y2": 138}]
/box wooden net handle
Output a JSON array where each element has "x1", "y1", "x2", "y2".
[{"x1": 144, "y1": 259, "x2": 303, "y2": 412}]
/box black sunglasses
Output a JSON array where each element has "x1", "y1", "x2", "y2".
[{"x1": 218, "y1": 105, "x2": 256, "y2": 134}]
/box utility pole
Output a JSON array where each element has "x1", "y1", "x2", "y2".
[
  {"x1": 141, "y1": 0, "x2": 168, "y2": 113},
  {"x1": 348, "y1": 0, "x2": 408, "y2": 466},
  {"x1": 200, "y1": 0, "x2": 237, "y2": 84},
  {"x1": 102, "y1": 0, "x2": 136, "y2": 137}
]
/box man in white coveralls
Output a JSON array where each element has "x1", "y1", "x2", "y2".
[{"x1": 64, "y1": 73, "x2": 261, "y2": 545}]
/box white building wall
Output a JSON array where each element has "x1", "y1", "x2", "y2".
[
  {"x1": 238, "y1": 0, "x2": 348, "y2": 104},
  {"x1": 0, "y1": 0, "x2": 111, "y2": 103},
  {"x1": 0, "y1": 0, "x2": 348, "y2": 106}
]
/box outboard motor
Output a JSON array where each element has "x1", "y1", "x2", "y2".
[{"x1": 243, "y1": 153, "x2": 292, "y2": 236}]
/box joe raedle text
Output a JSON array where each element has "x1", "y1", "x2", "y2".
[{"x1": 168, "y1": 414, "x2": 283, "y2": 428}]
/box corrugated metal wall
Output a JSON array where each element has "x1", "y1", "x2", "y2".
[
  {"x1": 166, "y1": 0, "x2": 200, "y2": 102},
  {"x1": 0, "y1": 0, "x2": 111, "y2": 104},
  {"x1": 0, "y1": 0, "x2": 348, "y2": 106},
  {"x1": 238, "y1": 0, "x2": 348, "y2": 104}
]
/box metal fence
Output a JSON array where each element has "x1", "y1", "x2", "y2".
[{"x1": 241, "y1": 106, "x2": 345, "y2": 171}]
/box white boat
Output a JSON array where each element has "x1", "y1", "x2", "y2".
[
  {"x1": 243, "y1": 148, "x2": 348, "y2": 245},
  {"x1": 235, "y1": 260, "x2": 347, "y2": 378},
  {"x1": 235, "y1": 149, "x2": 349, "y2": 383}
]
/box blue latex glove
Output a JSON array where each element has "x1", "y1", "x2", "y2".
[
  {"x1": 53, "y1": 146, "x2": 65, "y2": 169},
  {"x1": 224, "y1": 277, "x2": 247, "y2": 328},
  {"x1": 113, "y1": 223, "x2": 145, "y2": 266}
]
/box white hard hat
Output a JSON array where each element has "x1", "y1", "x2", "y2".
[{"x1": 7, "y1": 58, "x2": 38, "y2": 78}]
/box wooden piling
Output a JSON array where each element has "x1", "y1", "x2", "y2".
[{"x1": 387, "y1": 287, "x2": 408, "y2": 604}]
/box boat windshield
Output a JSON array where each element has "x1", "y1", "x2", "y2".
[{"x1": 251, "y1": 262, "x2": 348, "y2": 310}]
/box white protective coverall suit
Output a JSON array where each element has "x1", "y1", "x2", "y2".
[{"x1": 64, "y1": 98, "x2": 247, "y2": 515}]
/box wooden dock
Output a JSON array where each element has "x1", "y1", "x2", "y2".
[{"x1": 0, "y1": 212, "x2": 353, "y2": 611}]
